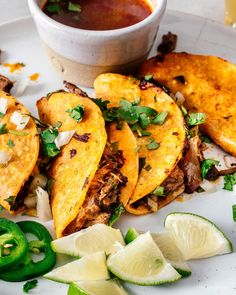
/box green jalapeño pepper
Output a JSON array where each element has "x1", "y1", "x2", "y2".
[
  {"x1": 0, "y1": 218, "x2": 28, "y2": 271},
  {"x1": 0, "y1": 221, "x2": 56, "y2": 282}
]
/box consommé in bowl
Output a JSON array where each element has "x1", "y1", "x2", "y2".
[{"x1": 28, "y1": 0, "x2": 166, "y2": 87}]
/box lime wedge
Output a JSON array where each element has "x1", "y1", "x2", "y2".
[
  {"x1": 44, "y1": 252, "x2": 109, "y2": 283},
  {"x1": 151, "y1": 232, "x2": 191, "y2": 277},
  {"x1": 51, "y1": 224, "x2": 125, "y2": 257},
  {"x1": 124, "y1": 227, "x2": 139, "y2": 244},
  {"x1": 68, "y1": 279, "x2": 127, "y2": 295},
  {"x1": 107, "y1": 232, "x2": 181, "y2": 286},
  {"x1": 165, "y1": 212, "x2": 233, "y2": 260}
]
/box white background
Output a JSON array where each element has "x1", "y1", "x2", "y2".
[{"x1": 0, "y1": 0, "x2": 225, "y2": 24}]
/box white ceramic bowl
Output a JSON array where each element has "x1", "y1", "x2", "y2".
[{"x1": 28, "y1": 0, "x2": 166, "y2": 87}]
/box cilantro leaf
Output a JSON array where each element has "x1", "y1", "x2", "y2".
[
  {"x1": 144, "y1": 74, "x2": 153, "y2": 81},
  {"x1": 132, "y1": 97, "x2": 141, "y2": 106},
  {"x1": 0, "y1": 123, "x2": 7, "y2": 134},
  {"x1": 4, "y1": 196, "x2": 14, "y2": 205},
  {"x1": 200, "y1": 134, "x2": 212, "y2": 143},
  {"x1": 152, "y1": 186, "x2": 165, "y2": 196},
  {"x1": 180, "y1": 105, "x2": 188, "y2": 117},
  {"x1": 93, "y1": 98, "x2": 110, "y2": 111},
  {"x1": 232, "y1": 205, "x2": 236, "y2": 222},
  {"x1": 46, "y1": 3, "x2": 61, "y2": 13},
  {"x1": 41, "y1": 127, "x2": 60, "y2": 158},
  {"x1": 152, "y1": 111, "x2": 168, "y2": 125},
  {"x1": 223, "y1": 173, "x2": 236, "y2": 191},
  {"x1": 131, "y1": 124, "x2": 152, "y2": 137},
  {"x1": 66, "y1": 105, "x2": 84, "y2": 122},
  {"x1": 201, "y1": 159, "x2": 220, "y2": 179},
  {"x1": 108, "y1": 204, "x2": 125, "y2": 226},
  {"x1": 7, "y1": 139, "x2": 14, "y2": 148},
  {"x1": 68, "y1": 2, "x2": 81, "y2": 12},
  {"x1": 146, "y1": 138, "x2": 160, "y2": 150},
  {"x1": 23, "y1": 279, "x2": 38, "y2": 293},
  {"x1": 186, "y1": 112, "x2": 206, "y2": 126},
  {"x1": 139, "y1": 113, "x2": 151, "y2": 129},
  {"x1": 0, "y1": 112, "x2": 4, "y2": 118}
]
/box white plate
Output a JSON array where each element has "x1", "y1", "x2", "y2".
[{"x1": 1, "y1": 10, "x2": 236, "y2": 295}]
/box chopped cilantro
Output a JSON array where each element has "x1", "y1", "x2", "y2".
[
  {"x1": 4, "y1": 196, "x2": 14, "y2": 205},
  {"x1": 152, "y1": 186, "x2": 165, "y2": 196},
  {"x1": 93, "y1": 98, "x2": 110, "y2": 111},
  {"x1": 23, "y1": 279, "x2": 38, "y2": 293},
  {"x1": 108, "y1": 204, "x2": 125, "y2": 226},
  {"x1": 132, "y1": 97, "x2": 141, "y2": 106},
  {"x1": 139, "y1": 113, "x2": 151, "y2": 129},
  {"x1": 0, "y1": 112, "x2": 4, "y2": 118},
  {"x1": 8, "y1": 130, "x2": 28, "y2": 136},
  {"x1": 186, "y1": 112, "x2": 206, "y2": 126},
  {"x1": 152, "y1": 111, "x2": 168, "y2": 125},
  {"x1": 223, "y1": 173, "x2": 236, "y2": 191},
  {"x1": 232, "y1": 205, "x2": 236, "y2": 222},
  {"x1": 180, "y1": 105, "x2": 188, "y2": 117},
  {"x1": 46, "y1": 3, "x2": 61, "y2": 13},
  {"x1": 201, "y1": 159, "x2": 220, "y2": 179},
  {"x1": 41, "y1": 126, "x2": 60, "y2": 158},
  {"x1": 68, "y1": 2, "x2": 81, "y2": 12},
  {"x1": 196, "y1": 187, "x2": 205, "y2": 193},
  {"x1": 66, "y1": 105, "x2": 84, "y2": 122},
  {"x1": 7, "y1": 139, "x2": 14, "y2": 148},
  {"x1": 0, "y1": 123, "x2": 7, "y2": 134},
  {"x1": 146, "y1": 138, "x2": 160, "y2": 150},
  {"x1": 144, "y1": 74, "x2": 153, "y2": 81},
  {"x1": 200, "y1": 134, "x2": 212, "y2": 143}
]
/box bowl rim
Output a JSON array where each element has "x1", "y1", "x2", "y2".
[{"x1": 28, "y1": 0, "x2": 167, "y2": 36}]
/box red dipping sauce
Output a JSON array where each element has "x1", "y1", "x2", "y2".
[{"x1": 43, "y1": 0, "x2": 153, "y2": 31}]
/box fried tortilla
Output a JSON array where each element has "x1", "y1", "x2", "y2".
[
  {"x1": 37, "y1": 91, "x2": 107, "y2": 237},
  {"x1": 0, "y1": 91, "x2": 39, "y2": 212},
  {"x1": 139, "y1": 52, "x2": 236, "y2": 157},
  {"x1": 94, "y1": 73, "x2": 186, "y2": 214}
]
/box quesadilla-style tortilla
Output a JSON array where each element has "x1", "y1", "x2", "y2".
[
  {"x1": 37, "y1": 90, "x2": 128, "y2": 237},
  {"x1": 0, "y1": 91, "x2": 39, "y2": 212},
  {"x1": 139, "y1": 52, "x2": 236, "y2": 157},
  {"x1": 94, "y1": 73, "x2": 186, "y2": 215}
]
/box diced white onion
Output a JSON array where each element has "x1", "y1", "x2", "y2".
[
  {"x1": 200, "y1": 179, "x2": 217, "y2": 193},
  {"x1": 175, "y1": 91, "x2": 185, "y2": 106},
  {"x1": 0, "y1": 151, "x2": 11, "y2": 165},
  {"x1": 10, "y1": 111, "x2": 30, "y2": 130},
  {"x1": 13, "y1": 78, "x2": 29, "y2": 97},
  {"x1": 147, "y1": 197, "x2": 158, "y2": 211},
  {"x1": 113, "y1": 241, "x2": 125, "y2": 252},
  {"x1": 54, "y1": 130, "x2": 76, "y2": 149},
  {"x1": 24, "y1": 194, "x2": 37, "y2": 209},
  {"x1": 0, "y1": 97, "x2": 8, "y2": 114},
  {"x1": 36, "y1": 187, "x2": 52, "y2": 222},
  {"x1": 224, "y1": 155, "x2": 236, "y2": 169}
]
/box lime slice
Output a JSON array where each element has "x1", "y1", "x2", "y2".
[
  {"x1": 124, "y1": 228, "x2": 191, "y2": 277},
  {"x1": 124, "y1": 227, "x2": 139, "y2": 244},
  {"x1": 44, "y1": 252, "x2": 109, "y2": 283},
  {"x1": 151, "y1": 232, "x2": 191, "y2": 277},
  {"x1": 165, "y1": 212, "x2": 233, "y2": 260},
  {"x1": 51, "y1": 224, "x2": 125, "y2": 257},
  {"x1": 68, "y1": 279, "x2": 127, "y2": 295},
  {"x1": 107, "y1": 232, "x2": 181, "y2": 286}
]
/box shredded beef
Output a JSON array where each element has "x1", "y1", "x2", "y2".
[
  {"x1": 161, "y1": 165, "x2": 184, "y2": 195},
  {"x1": 0, "y1": 74, "x2": 13, "y2": 92},
  {"x1": 63, "y1": 145, "x2": 127, "y2": 235},
  {"x1": 64, "y1": 81, "x2": 88, "y2": 97}
]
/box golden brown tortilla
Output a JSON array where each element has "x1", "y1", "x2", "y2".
[
  {"x1": 37, "y1": 92, "x2": 107, "y2": 237},
  {"x1": 139, "y1": 52, "x2": 236, "y2": 157},
  {"x1": 94, "y1": 74, "x2": 186, "y2": 214},
  {"x1": 0, "y1": 91, "x2": 39, "y2": 212}
]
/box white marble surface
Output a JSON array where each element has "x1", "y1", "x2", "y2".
[{"x1": 0, "y1": 0, "x2": 226, "y2": 25}]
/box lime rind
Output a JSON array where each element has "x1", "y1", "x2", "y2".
[
  {"x1": 165, "y1": 212, "x2": 233, "y2": 260},
  {"x1": 51, "y1": 223, "x2": 125, "y2": 257},
  {"x1": 44, "y1": 252, "x2": 110, "y2": 283},
  {"x1": 107, "y1": 232, "x2": 181, "y2": 286}
]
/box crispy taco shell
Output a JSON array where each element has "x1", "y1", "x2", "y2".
[
  {"x1": 37, "y1": 92, "x2": 107, "y2": 237},
  {"x1": 139, "y1": 52, "x2": 236, "y2": 157},
  {"x1": 0, "y1": 91, "x2": 39, "y2": 212},
  {"x1": 94, "y1": 74, "x2": 186, "y2": 214}
]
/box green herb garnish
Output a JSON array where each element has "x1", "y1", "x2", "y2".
[
  {"x1": 144, "y1": 74, "x2": 153, "y2": 81},
  {"x1": 232, "y1": 205, "x2": 236, "y2": 222},
  {"x1": 200, "y1": 134, "x2": 212, "y2": 143},
  {"x1": 152, "y1": 186, "x2": 165, "y2": 196},
  {"x1": 0, "y1": 112, "x2": 4, "y2": 118},
  {"x1": 7, "y1": 139, "x2": 14, "y2": 148},
  {"x1": 66, "y1": 105, "x2": 84, "y2": 122},
  {"x1": 0, "y1": 123, "x2": 7, "y2": 134},
  {"x1": 201, "y1": 159, "x2": 220, "y2": 179},
  {"x1": 68, "y1": 2, "x2": 81, "y2": 12},
  {"x1": 152, "y1": 111, "x2": 168, "y2": 125},
  {"x1": 41, "y1": 126, "x2": 60, "y2": 158},
  {"x1": 108, "y1": 204, "x2": 125, "y2": 226},
  {"x1": 23, "y1": 279, "x2": 38, "y2": 293},
  {"x1": 223, "y1": 173, "x2": 236, "y2": 191},
  {"x1": 186, "y1": 112, "x2": 206, "y2": 126},
  {"x1": 180, "y1": 105, "x2": 188, "y2": 117},
  {"x1": 46, "y1": 3, "x2": 61, "y2": 13},
  {"x1": 146, "y1": 138, "x2": 160, "y2": 150},
  {"x1": 4, "y1": 196, "x2": 15, "y2": 205},
  {"x1": 132, "y1": 97, "x2": 141, "y2": 106}
]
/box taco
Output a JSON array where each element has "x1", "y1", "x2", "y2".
[
  {"x1": 37, "y1": 85, "x2": 129, "y2": 237},
  {"x1": 139, "y1": 52, "x2": 236, "y2": 157},
  {"x1": 94, "y1": 73, "x2": 188, "y2": 215},
  {"x1": 0, "y1": 91, "x2": 39, "y2": 212}
]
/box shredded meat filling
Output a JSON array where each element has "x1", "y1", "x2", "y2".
[
  {"x1": 0, "y1": 74, "x2": 13, "y2": 92},
  {"x1": 63, "y1": 145, "x2": 127, "y2": 235}
]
